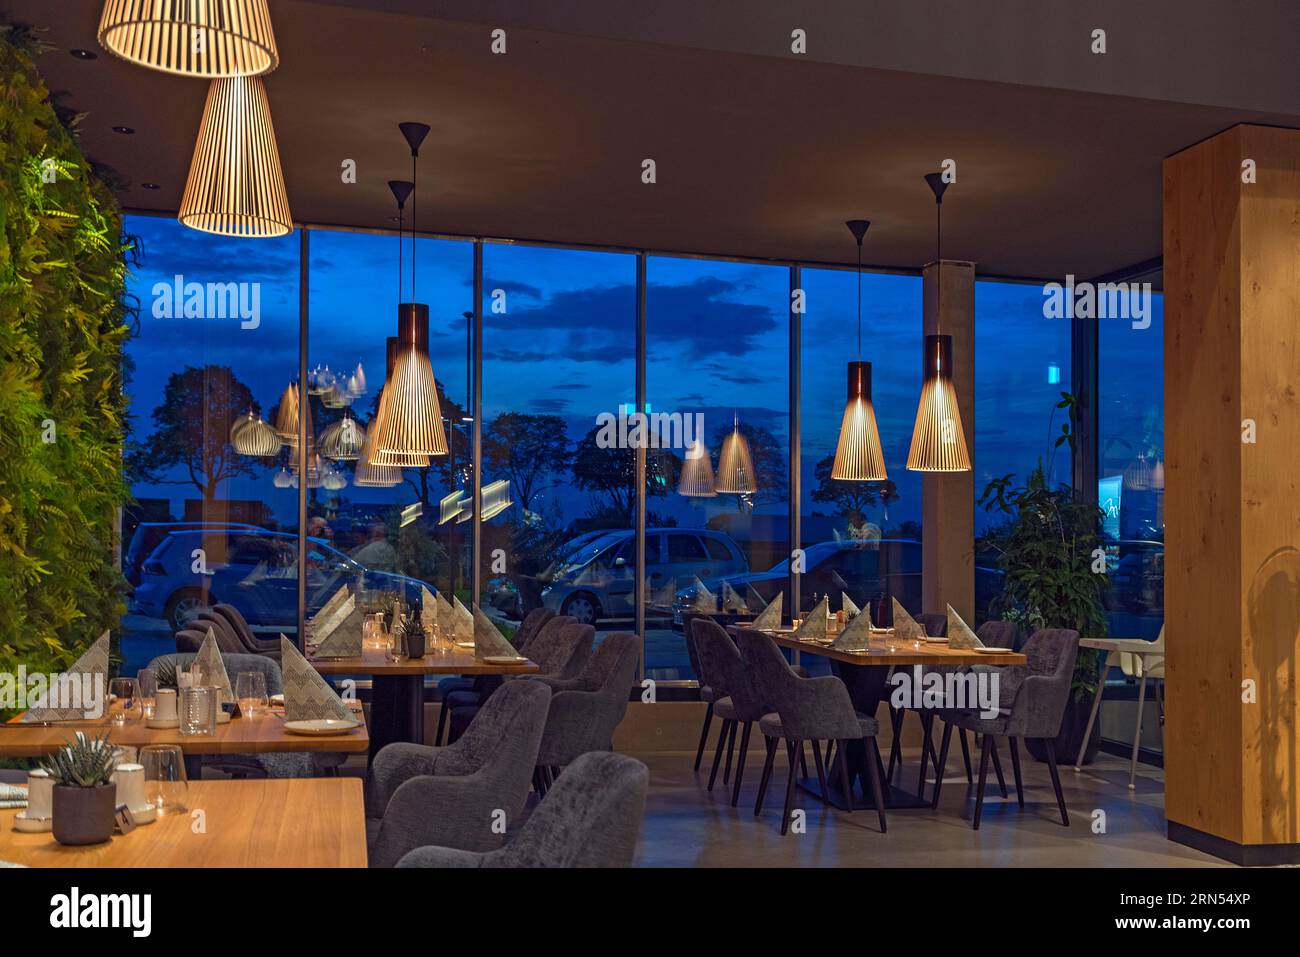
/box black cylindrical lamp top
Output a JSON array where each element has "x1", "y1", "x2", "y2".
[
  {"x1": 397, "y1": 302, "x2": 430, "y2": 354},
  {"x1": 922, "y1": 334, "x2": 954, "y2": 381},
  {"x1": 847, "y1": 360, "x2": 872, "y2": 402}
]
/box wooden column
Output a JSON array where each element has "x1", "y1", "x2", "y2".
[
  {"x1": 921, "y1": 259, "x2": 975, "y2": 621},
  {"x1": 1164, "y1": 124, "x2": 1300, "y2": 864}
]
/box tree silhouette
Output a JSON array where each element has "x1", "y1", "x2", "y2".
[
  {"x1": 482, "y1": 412, "x2": 570, "y2": 519},
  {"x1": 130, "y1": 365, "x2": 259, "y2": 501},
  {"x1": 571, "y1": 424, "x2": 679, "y2": 523},
  {"x1": 811, "y1": 453, "x2": 900, "y2": 527}
]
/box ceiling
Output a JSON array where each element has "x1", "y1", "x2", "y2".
[{"x1": 5, "y1": 0, "x2": 1299, "y2": 279}]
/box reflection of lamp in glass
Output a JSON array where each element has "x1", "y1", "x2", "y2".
[
  {"x1": 678, "y1": 439, "x2": 716, "y2": 497},
  {"x1": 907, "y1": 173, "x2": 971, "y2": 473},
  {"x1": 272, "y1": 466, "x2": 293, "y2": 488},
  {"x1": 832, "y1": 219, "x2": 887, "y2": 481},
  {"x1": 177, "y1": 76, "x2": 292, "y2": 238},
  {"x1": 354, "y1": 417, "x2": 401, "y2": 487},
  {"x1": 348, "y1": 362, "x2": 367, "y2": 397},
  {"x1": 273, "y1": 382, "x2": 300, "y2": 443},
  {"x1": 1125, "y1": 453, "x2": 1153, "y2": 491},
  {"x1": 481, "y1": 480, "x2": 513, "y2": 521},
  {"x1": 716, "y1": 416, "x2": 757, "y2": 494},
  {"x1": 1151, "y1": 458, "x2": 1165, "y2": 491},
  {"x1": 98, "y1": 0, "x2": 279, "y2": 78},
  {"x1": 230, "y1": 410, "x2": 282, "y2": 457},
  {"x1": 320, "y1": 413, "x2": 364, "y2": 461}
]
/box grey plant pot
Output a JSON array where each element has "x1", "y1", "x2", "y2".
[
  {"x1": 405, "y1": 631, "x2": 425, "y2": 659},
  {"x1": 52, "y1": 783, "x2": 117, "y2": 845}
]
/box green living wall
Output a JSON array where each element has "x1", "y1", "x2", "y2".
[{"x1": 0, "y1": 28, "x2": 130, "y2": 685}]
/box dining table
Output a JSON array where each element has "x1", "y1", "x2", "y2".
[
  {"x1": 0, "y1": 778, "x2": 366, "y2": 867},
  {"x1": 728, "y1": 624, "x2": 1026, "y2": 811},
  {"x1": 310, "y1": 644, "x2": 538, "y2": 756}
]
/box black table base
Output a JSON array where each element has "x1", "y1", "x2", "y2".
[{"x1": 367, "y1": 675, "x2": 425, "y2": 758}]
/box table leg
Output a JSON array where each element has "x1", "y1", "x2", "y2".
[
  {"x1": 368, "y1": 674, "x2": 426, "y2": 759},
  {"x1": 1074, "y1": 650, "x2": 1112, "y2": 770},
  {"x1": 1129, "y1": 672, "x2": 1147, "y2": 790}
]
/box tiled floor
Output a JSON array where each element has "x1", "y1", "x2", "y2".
[{"x1": 630, "y1": 747, "x2": 1228, "y2": 867}]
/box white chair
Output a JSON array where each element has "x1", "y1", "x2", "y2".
[{"x1": 1073, "y1": 625, "x2": 1164, "y2": 789}]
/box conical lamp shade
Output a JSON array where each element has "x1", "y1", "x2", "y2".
[
  {"x1": 907, "y1": 335, "x2": 971, "y2": 472},
  {"x1": 373, "y1": 304, "x2": 448, "y2": 461},
  {"x1": 678, "y1": 441, "x2": 717, "y2": 497},
  {"x1": 178, "y1": 75, "x2": 292, "y2": 237},
  {"x1": 230, "y1": 410, "x2": 282, "y2": 456},
  {"x1": 98, "y1": 0, "x2": 279, "y2": 78},
  {"x1": 273, "y1": 382, "x2": 300, "y2": 442},
  {"x1": 716, "y1": 424, "x2": 757, "y2": 494},
  {"x1": 831, "y1": 361, "x2": 887, "y2": 481},
  {"x1": 354, "y1": 419, "x2": 401, "y2": 487}
]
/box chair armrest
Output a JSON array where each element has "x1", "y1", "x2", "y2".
[
  {"x1": 1007, "y1": 673, "x2": 1070, "y2": 738},
  {"x1": 395, "y1": 845, "x2": 485, "y2": 869},
  {"x1": 537, "y1": 689, "x2": 623, "y2": 764},
  {"x1": 369, "y1": 772, "x2": 505, "y2": 867},
  {"x1": 366, "y1": 742, "x2": 438, "y2": 817}
]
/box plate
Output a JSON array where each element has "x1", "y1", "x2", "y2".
[
  {"x1": 283, "y1": 718, "x2": 360, "y2": 736},
  {"x1": 13, "y1": 811, "x2": 52, "y2": 833},
  {"x1": 270, "y1": 693, "x2": 285, "y2": 705},
  {"x1": 973, "y1": 647, "x2": 1006, "y2": 654},
  {"x1": 482, "y1": 655, "x2": 526, "y2": 665}
]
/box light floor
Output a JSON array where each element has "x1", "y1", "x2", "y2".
[{"x1": 628, "y1": 747, "x2": 1228, "y2": 867}]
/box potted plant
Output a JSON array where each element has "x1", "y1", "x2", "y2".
[
  {"x1": 978, "y1": 392, "x2": 1109, "y2": 764},
  {"x1": 399, "y1": 607, "x2": 426, "y2": 659},
  {"x1": 40, "y1": 731, "x2": 119, "y2": 845}
]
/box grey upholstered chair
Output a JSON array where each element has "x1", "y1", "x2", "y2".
[
  {"x1": 531, "y1": 633, "x2": 639, "y2": 792},
  {"x1": 693, "y1": 618, "x2": 774, "y2": 806},
  {"x1": 885, "y1": 611, "x2": 949, "y2": 790},
  {"x1": 146, "y1": 652, "x2": 315, "y2": 778},
  {"x1": 941, "y1": 619, "x2": 1022, "y2": 786},
  {"x1": 395, "y1": 751, "x2": 648, "y2": 868},
  {"x1": 918, "y1": 612, "x2": 949, "y2": 638},
  {"x1": 683, "y1": 613, "x2": 719, "y2": 772},
  {"x1": 931, "y1": 627, "x2": 1080, "y2": 829},
  {"x1": 367, "y1": 679, "x2": 552, "y2": 867},
  {"x1": 737, "y1": 628, "x2": 887, "y2": 835},
  {"x1": 211, "y1": 603, "x2": 282, "y2": 660},
  {"x1": 173, "y1": 628, "x2": 205, "y2": 653},
  {"x1": 514, "y1": 606, "x2": 559, "y2": 655}
]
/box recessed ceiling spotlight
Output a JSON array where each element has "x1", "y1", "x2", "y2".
[
  {"x1": 70, "y1": 49, "x2": 98, "y2": 60},
  {"x1": 112, "y1": 125, "x2": 135, "y2": 135},
  {"x1": 141, "y1": 182, "x2": 161, "y2": 190}
]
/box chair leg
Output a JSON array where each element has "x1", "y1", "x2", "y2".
[
  {"x1": 959, "y1": 728, "x2": 973, "y2": 782},
  {"x1": 915, "y1": 711, "x2": 933, "y2": 799},
  {"x1": 932, "y1": 721, "x2": 954, "y2": 809},
  {"x1": 723, "y1": 719, "x2": 738, "y2": 785},
  {"x1": 754, "y1": 736, "x2": 777, "y2": 816},
  {"x1": 434, "y1": 701, "x2": 448, "y2": 747},
  {"x1": 533, "y1": 766, "x2": 548, "y2": 797},
  {"x1": 1075, "y1": 649, "x2": 1111, "y2": 770},
  {"x1": 798, "y1": 742, "x2": 809, "y2": 780},
  {"x1": 693, "y1": 700, "x2": 714, "y2": 772},
  {"x1": 812, "y1": 738, "x2": 829, "y2": 805},
  {"x1": 1043, "y1": 741, "x2": 1070, "y2": 826},
  {"x1": 864, "y1": 738, "x2": 887, "y2": 833},
  {"x1": 780, "y1": 739, "x2": 801, "y2": 835},
  {"x1": 823, "y1": 740, "x2": 835, "y2": 770},
  {"x1": 708, "y1": 719, "x2": 732, "y2": 792},
  {"x1": 990, "y1": 737, "x2": 1009, "y2": 798},
  {"x1": 835, "y1": 738, "x2": 854, "y2": 812},
  {"x1": 1008, "y1": 736, "x2": 1025, "y2": 808},
  {"x1": 972, "y1": 734, "x2": 993, "y2": 830},
  {"x1": 730, "y1": 722, "x2": 752, "y2": 808},
  {"x1": 1129, "y1": 673, "x2": 1148, "y2": 790},
  {"x1": 887, "y1": 706, "x2": 905, "y2": 783},
  {"x1": 873, "y1": 741, "x2": 889, "y2": 803}
]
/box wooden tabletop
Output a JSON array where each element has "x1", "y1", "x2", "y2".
[
  {"x1": 0, "y1": 708, "x2": 369, "y2": 758},
  {"x1": 310, "y1": 645, "x2": 540, "y2": 676},
  {"x1": 730, "y1": 626, "x2": 1027, "y2": 667},
  {"x1": 0, "y1": 778, "x2": 366, "y2": 867}
]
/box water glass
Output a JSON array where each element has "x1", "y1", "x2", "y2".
[
  {"x1": 136, "y1": 668, "x2": 158, "y2": 719},
  {"x1": 139, "y1": 745, "x2": 188, "y2": 815},
  {"x1": 109, "y1": 677, "x2": 140, "y2": 725},
  {"x1": 235, "y1": 671, "x2": 269, "y2": 718}
]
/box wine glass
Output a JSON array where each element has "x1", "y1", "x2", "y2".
[
  {"x1": 136, "y1": 668, "x2": 158, "y2": 719},
  {"x1": 139, "y1": 744, "x2": 188, "y2": 815},
  {"x1": 234, "y1": 671, "x2": 269, "y2": 718},
  {"x1": 109, "y1": 677, "x2": 140, "y2": 725}
]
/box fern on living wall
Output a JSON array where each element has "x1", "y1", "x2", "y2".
[{"x1": 0, "y1": 24, "x2": 131, "y2": 705}]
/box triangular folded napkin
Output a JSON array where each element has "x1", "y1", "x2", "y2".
[
  {"x1": 421, "y1": 585, "x2": 437, "y2": 620},
  {"x1": 721, "y1": 581, "x2": 747, "y2": 614},
  {"x1": 20, "y1": 632, "x2": 110, "y2": 723},
  {"x1": 793, "y1": 596, "x2": 829, "y2": 642},
  {"x1": 891, "y1": 597, "x2": 927, "y2": 642},
  {"x1": 435, "y1": 591, "x2": 455, "y2": 634},
  {"x1": 690, "y1": 576, "x2": 717, "y2": 613},
  {"x1": 279, "y1": 636, "x2": 354, "y2": 722},
  {"x1": 746, "y1": 585, "x2": 768, "y2": 613},
  {"x1": 946, "y1": 604, "x2": 984, "y2": 649},
  {"x1": 193, "y1": 628, "x2": 234, "y2": 705},
  {"x1": 311, "y1": 584, "x2": 350, "y2": 625},
  {"x1": 314, "y1": 596, "x2": 363, "y2": 658},
  {"x1": 831, "y1": 605, "x2": 874, "y2": 652},
  {"x1": 473, "y1": 605, "x2": 518, "y2": 659},
  {"x1": 452, "y1": 596, "x2": 475, "y2": 642},
  {"x1": 842, "y1": 592, "x2": 861, "y2": 618},
  {"x1": 750, "y1": 592, "x2": 783, "y2": 631}
]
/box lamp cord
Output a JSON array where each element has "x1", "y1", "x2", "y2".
[
  {"x1": 411, "y1": 151, "x2": 417, "y2": 304},
  {"x1": 856, "y1": 240, "x2": 862, "y2": 359}
]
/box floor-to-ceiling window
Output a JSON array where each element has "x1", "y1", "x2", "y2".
[
  {"x1": 121, "y1": 215, "x2": 300, "y2": 675},
  {"x1": 480, "y1": 244, "x2": 637, "y2": 645},
  {"x1": 647, "y1": 257, "x2": 790, "y2": 680}
]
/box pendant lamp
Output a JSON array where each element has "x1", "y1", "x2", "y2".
[
  {"x1": 354, "y1": 416, "x2": 401, "y2": 487},
  {"x1": 98, "y1": 0, "x2": 279, "y2": 78},
  {"x1": 715, "y1": 415, "x2": 757, "y2": 494},
  {"x1": 831, "y1": 220, "x2": 888, "y2": 481},
  {"x1": 178, "y1": 75, "x2": 292, "y2": 237},
  {"x1": 230, "y1": 409, "x2": 282, "y2": 456},
  {"x1": 273, "y1": 382, "x2": 300, "y2": 443},
  {"x1": 678, "y1": 440, "x2": 717, "y2": 497},
  {"x1": 907, "y1": 173, "x2": 971, "y2": 472},
  {"x1": 372, "y1": 123, "x2": 448, "y2": 462},
  {"x1": 320, "y1": 413, "x2": 365, "y2": 461}
]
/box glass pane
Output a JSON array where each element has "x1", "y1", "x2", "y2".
[
  {"x1": 647, "y1": 257, "x2": 790, "y2": 681},
  {"x1": 121, "y1": 215, "x2": 299, "y2": 674}
]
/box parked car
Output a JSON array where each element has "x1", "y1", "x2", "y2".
[
  {"x1": 540, "y1": 528, "x2": 748, "y2": 625},
  {"x1": 122, "y1": 521, "x2": 259, "y2": 587},
  {"x1": 130, "y1": 528, "x2": 436, "y2": 631}
]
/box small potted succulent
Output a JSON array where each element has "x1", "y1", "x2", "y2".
[
  {"x1": 40, "y1": 731, "x2": 119, "y2": 845},
  {"x1": 398, "y1": 608, "x2": 426, "y2": 659}
]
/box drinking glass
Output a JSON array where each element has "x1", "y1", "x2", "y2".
[
  {"x1": 140, "y1": 745, "x2": 188, "y2": 815},
  {"x1": 136, "y1": 668, "x2": 158, "y2": 719},
  {"x1": 235, "y1": 671, "x2": 269, "y2": 718},
  {"x1": 109, "y1": 677, "x2": 140, "y2": 725}
]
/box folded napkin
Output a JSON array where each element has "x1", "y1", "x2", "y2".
[
  {"x1": 946, "y1": 603, "x2": 984, "y2": 649},
  {"x1": 472, "y1": 605, "x2": 518, "y2": 659},
  {"x1": 435, "y1": 590, "x2": 455, "y2": 634},
  {"x1": 20, "y1": 631, "x2": 110, "y2": 723},
  {"x1": 750, "y1": 592, "x2": 782, "y2": 631},
  {"x1": 793, "y1": 596, "x2": 829, "y2": 642},
  {"x1": 690, "y1": 576, "x2": 717, "y2": 613},
  {"x1": 721, "y1": 581, "x2": 747, "y2": 614},
  {"x1": 0, "y1": 783, "x2": 27, "y2": 809},
  {"x1": 193, "y1": 628, "x2": 235, "y2": 706},
  {"x1": 746, "y1": 585, "x2": 768, "y2": 613},
  {"x1": 842, "y1": 592, "x2": 861, "y2": 618},
  {"x1": 891, "y1": 597, "x2": 927, "y2": 642},
  {"x1": 831, "y1": 604, "x2": 874, "y2": 652},
  {"x1": 452, "y1": 596, "x2": 475, "y2": 642},
  {"x1": 421, "y1": 585, "x2": 437, "y2": 620},
  {"x1": 279, "y1": 636, "x2": 354, "y2": 722},
  {"x1": 311, "y1": 584, "x2": 350, "y2": 625},
  {"x1": 313, "y1": 597, "x2": 364, "y2": 658}
]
